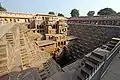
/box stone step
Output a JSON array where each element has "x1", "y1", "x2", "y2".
[
  {"x1": 0, "y1": 54, "x2": 7, "y2": 59},
  {"x1": 0, "y1": 57, "x2": 7, "y2": 61},
  {"x1": 106, "y1": 43, "x2": 115, "y2": 48},
  {"x1": 106, "y1": 46, "x2": 113, "y2": 51},
  {"x1": 0, "y1": 66, "x2": 8, "y2": 73},
  {"x1": 81, "y1": 66, "x2": 91, "y2": 76},
  {"x1": 110, "y1": 41, "x2": 118, "y2": 45}
]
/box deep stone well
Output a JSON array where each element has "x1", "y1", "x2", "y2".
[{"x1": 56, "y1": 24, "x2": 120, "y2": 67}]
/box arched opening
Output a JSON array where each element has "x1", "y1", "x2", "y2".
[{"x1": 58, "y1": 42, "x2": 60, "y2": 46}]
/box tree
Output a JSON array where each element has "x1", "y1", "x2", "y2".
[
  {"x1": 48, "y1": 12, "x2": 55, "y2": 15},
  {"x1": 87, "y1": 11, "x2": 95, "y2": 16},
  {"x1": 70, "y1": 9, "x2": 79, "y2": 17},
  {"x1": 117, "y1": 12, "x2": 120, "y2": 16},
  {"x1": 0, "y1": 3, "x2": 7, "y2": 11},
  {"x1": 58, "y1": 13, "x2": 64, "y2": 17},
  {"x1": 97, "y1": 8, "x2": 116, "y2": 16}
]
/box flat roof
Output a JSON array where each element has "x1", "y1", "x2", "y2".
[
  {"x1": 35, "y1": 14, "x2": 56, "y2": 17},
  {"x1": 51, "y1": 34, "x2": 64, "y2": 37},
  {"x1": 35, "y1": 40, "x2": 56, "y2": 46},
  {"x1": 0, "y1": 11, "x2": 34, "y2": 15},
  {"x1": 85, "y1": 48, "x2": 109, "y2": 58}
]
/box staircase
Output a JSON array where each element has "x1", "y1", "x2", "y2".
[
  {"x1": 101, "y1": 38, "x2": 119, "y2": 52},
  {"x1": 19, "y1": 28, "x2": 30, "y2": 70},
  {"x1": 6, "y1": 33, "x2": 14, "y2": 46},
  {"x1": 0, "y1": 42, "x2": 8, "y2": 76}
]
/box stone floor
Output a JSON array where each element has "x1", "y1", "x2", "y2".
[{"x1": 102, "y1": 51, "x2": 120, "y2": 80}]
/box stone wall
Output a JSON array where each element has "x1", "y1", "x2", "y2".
[
  {"x1": 56, "y1": 24, "x2": 120, "y2": 67},
  {"x1": 68, "y1": 24, "x2": 120, "y2": 52}
]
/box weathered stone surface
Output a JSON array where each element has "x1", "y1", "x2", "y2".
[
  {"x1": 0, "y1": 23, "x2": 62, "y2": 80},
  {"x1": 56, "y1": 24, "x2": 120, "y2": 67},
  {"x1": 68, "y1": 24, "x2": 120, "y2": 52}
]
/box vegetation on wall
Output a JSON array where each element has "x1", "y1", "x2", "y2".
[
  {"x1": 48, "y1": 12, "x2": 55, "y2": 15},
  {"x1": 58, "y1": 13, "x2": 64, "y2": 17},
  {"x1": 87, "y1": 11, "x2": 95, "y2": 16},
  {"x1": 0, "y1": 3, "x2": 7, "y2": 11},
  {"x1": 97, "y1": 8, "x2": 116, "y2": 16},
  {"x1": 70, "y1": 9, "x2": 79, "y2": 17}
]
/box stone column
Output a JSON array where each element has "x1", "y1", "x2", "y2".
[
  {"x1": 117, "y1": 21, "x2": 120, "y2": 26},
  {"x1": 108, "y1": 21, "x2": 110, "y2": 25},
  {"x1": 101, "y1": 21, "x2": 103, "y2": 25},
  {"x1": 112, "y1": 21, "x2": 114, "y2": 25}
]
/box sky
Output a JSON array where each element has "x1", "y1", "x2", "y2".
[{"x1": 1, "y1": 0, "x2": 120, "y2": 17}]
